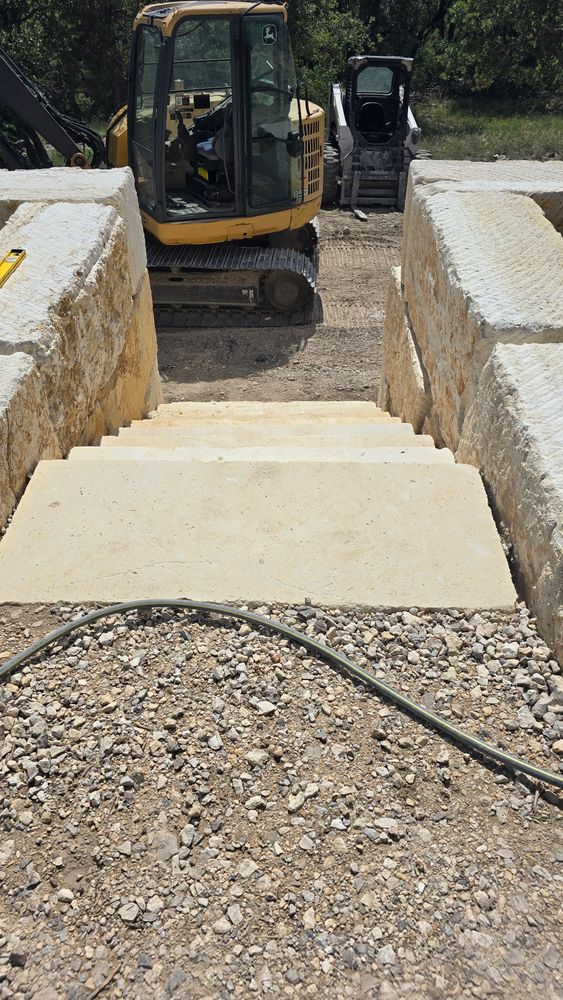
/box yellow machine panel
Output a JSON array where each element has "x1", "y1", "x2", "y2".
[{"x1": 106, "y1": 107, "x2": 128, "y2": 168}]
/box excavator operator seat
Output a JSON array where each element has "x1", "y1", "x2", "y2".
[{"x1": 197, "y1": 122, "x2": 234, "y2": 165}]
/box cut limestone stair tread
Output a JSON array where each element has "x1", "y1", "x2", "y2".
[
  {"x1": 139, "y1": 413, "x2": 402, "y2": 427},
  {"x1": 102, "y1": 423, "x2": 433, "y2": 449},
  {"x1": 150, "y1": 401, "x2": 391, "y2": 419},
  {"x1": 68, "y1": 445, "x2": 455, "y2": 464},
  {"x1": 0, "y1": 458, "x2": 515, "y2": 608}
]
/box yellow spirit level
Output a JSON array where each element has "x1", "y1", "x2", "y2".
[{"x1": 0, "y1": 248, "x2": 26, "y2": 288}]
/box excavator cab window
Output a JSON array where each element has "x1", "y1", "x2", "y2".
[
  {"x1": 129, "y1": 10, "x2": 304, "y2": 223},
  {"x1": 244, "y1": 15, "x2": 303, "y2": 210},
  {"x1": 131, "y1": 25, "x2": 163, "y2": 211},
  {"x1": 165, "y1": 17, "x2": 236, "y2": 218}
]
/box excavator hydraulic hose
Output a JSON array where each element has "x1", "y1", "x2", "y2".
[{"x1": 1, "y1": 599, "x2": 562, "y2": 791}]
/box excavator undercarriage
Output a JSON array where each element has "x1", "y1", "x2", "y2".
[{"x1": 147, "y1": 220, "x2": 319, "y2": 327}]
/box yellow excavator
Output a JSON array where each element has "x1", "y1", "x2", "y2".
[{"x1": 0, "y1": 2, "x2": 324, "y2": 323}]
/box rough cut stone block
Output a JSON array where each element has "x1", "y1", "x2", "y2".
[
  {"x1": 404, "y1": 160, "x2": 563, "y2": 262},
  {"x1": 0, "y1": 201, "x2": 137, "y2": 452},
  {"x1": 0, "y1": 353, "x2": 60, "y2": 525},
  {"x1": 407, "y1": 158, "x2": 563, "y2": 195},
  {"x1": 378, "y1": 267, "x2": 430, "y2": 431},
  {"x1": 403, "y1": 188, "x2": 563, "y2": 449},
  {"x1": 458, "y1": 343, "x2": 563, "y2": 661},
  {"x1": 0, "y1": 167, "x2": 145, "y2": 294},
  {"x1": 79, "y1": 274, "x2": 163, "y2": 442}
]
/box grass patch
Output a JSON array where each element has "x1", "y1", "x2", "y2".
[{"x1": 414, "y1": 96, "x2": 563, "y2": 161}]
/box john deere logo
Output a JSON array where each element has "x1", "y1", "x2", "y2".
[{"x1": 262, "y1": 24, "x2": 277, "y2": 44}]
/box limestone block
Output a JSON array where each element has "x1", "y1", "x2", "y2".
[
  {"x1": 407, "y1": 158, "x2": 563, "y2": 196},
  {"x1": 0, "y1": 459, "x2": 515, "y2": 609},
  {"x1": 405, "y1": 159, "x2": 563, "y2": 215},
  {"x1": 0, "y1": 201, "x2": 137, "y2": 452},
  {"x1": 0, "y1": 353, "x2": 60, "y2": 525},
  {"x1": 403, "y1": 160, "x2": 563, "y2": 264},
  {"x1": 79, "y1": 274, "x2": 163, "y2": 441},
  {"x1": 0, "y1": 167, "x2": 145, "y2": 294},
  {"x1": 378, "y1": 267, "x2": 431, "y2": 432},
  {"x1": 458, "y1": 343, "x2": 563, "y2": 661},
  {"x1": 403, "y1": 188, "x2": 563, "y2": 449}
]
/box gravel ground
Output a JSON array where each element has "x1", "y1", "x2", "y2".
[{"x1": 0, "y1": 601, "x2": 562, "y2": 1000}]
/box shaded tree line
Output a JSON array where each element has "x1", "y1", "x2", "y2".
[
  {"x1": 291, "y1": 0, "x2": 563, "y2": 105},
  {"x1": 0, "y1": 0, "x2": 138, "y2": 120},
  {"x1": 0, "y1": 0, "x2": 561, "y2": 120}
]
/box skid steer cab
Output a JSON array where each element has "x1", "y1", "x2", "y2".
[{"x1": 323, "y1": 55, "x2": 429, "y2": 212}]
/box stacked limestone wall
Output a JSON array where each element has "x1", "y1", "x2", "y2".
[
  {"x1": 0, "y1": 167, "x2": 162, "y2": 527},
  {"x1": 379, "y1": 161, "x2": 563, "y2": 659}
]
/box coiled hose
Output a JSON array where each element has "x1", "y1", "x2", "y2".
[{"x1": 1, "y1": 599, "x2": 562, "y2": 791}]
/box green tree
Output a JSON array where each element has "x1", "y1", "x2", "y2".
[
  {"x1": 440, "y1": 0, "x2": 563, "y2": 94},
  {"x1": 288, "y1": 0, "x2": 372, "y2": 105},
  {"x1": 361, "y1": 0, "x2": 453, "y2": 56},
  {"x1": 0, "y1": 0, "x2": 138, "y2": 121}
]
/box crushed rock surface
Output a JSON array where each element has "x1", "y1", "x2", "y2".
[{"x1": 0, "y1": 601, "x2": 562, "y2": 999}]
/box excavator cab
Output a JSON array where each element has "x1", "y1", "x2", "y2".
[
  {"x1": 110, "y1": 3, "x2": 322, "y2": 246},
  {"x1": 107, "y1": 1, "x2": 324, "y2": 319}
]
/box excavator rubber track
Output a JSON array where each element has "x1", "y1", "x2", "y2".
[{"x1": 147, "y1": 237, "x2": 317, "y2": 328}]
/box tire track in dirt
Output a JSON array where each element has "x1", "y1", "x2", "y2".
[{"x1": 157, "y1": 209, "x2": 403, "y2": 403}]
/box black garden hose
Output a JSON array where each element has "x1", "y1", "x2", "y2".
[{"x1": 1, "y1": 599, "x2": 562, "y2": 791}]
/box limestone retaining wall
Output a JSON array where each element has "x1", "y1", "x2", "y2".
[
  {"x1": 0, "y1": 167, "x2": 162, "y2": 527},
  {"x1": 377, "y1": 268, "x2": 430, "y2": 430},
  {"x1": 458, "y1": 343, "x2": 563, "y2": 661},
  {"x1": 380, "y1": 160, "x2": 563, "y2": 658}
]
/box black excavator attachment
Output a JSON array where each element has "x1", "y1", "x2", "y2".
[{"x1": 0, "y1": 44, "x2": 106, "y2": 169}]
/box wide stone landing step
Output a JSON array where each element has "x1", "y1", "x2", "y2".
[{"x1": 0, "y1": 401, "x2": 515, "y2": 609}]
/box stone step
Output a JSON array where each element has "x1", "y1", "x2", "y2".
[
  {"x1": 0, "y1": 458, "x2": 515, "y2": 609},
  {"x1": 141, "y1": 412, "x2": 400, "y2": 428},
  {"x1": 68, "y1": 445, "x2": 455, "y2": 464},
  {"x1": 102, "y1": 422, "x2": 432, "y2": 449},
  {"x1": 139, "y1": 411, "x2": 401, "y2": 430},
  {"x1": 150, "y1": 401, "x2": 393, "y2": 421}
]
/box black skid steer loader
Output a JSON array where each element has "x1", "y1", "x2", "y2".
[{"x1": 323, "y1": 55, "x2": 430, "y2": 211}]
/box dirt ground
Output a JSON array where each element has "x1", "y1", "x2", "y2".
[{"x1": 157, "y1": 208, "x2": 403, "y2": 404}]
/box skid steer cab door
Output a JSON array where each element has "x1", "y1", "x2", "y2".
[
  {"x1": 127, "y1": 5, "x2": 305, "y2": 237},
  {"x1": 345, "y1": 56, "x2": 413, "y2": 146}
]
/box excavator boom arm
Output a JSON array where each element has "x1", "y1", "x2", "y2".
[{"x1": 0, "y1": 44, "x2": 106, "y2": 169}]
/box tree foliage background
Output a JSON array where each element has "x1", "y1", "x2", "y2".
[{"x1": 0, "y1": 0, "x2": 561, "y2": 120}]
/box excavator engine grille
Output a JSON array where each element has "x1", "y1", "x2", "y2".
[{"x1": 303, "y1": 117, "x2": 322, "y2": 197}]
